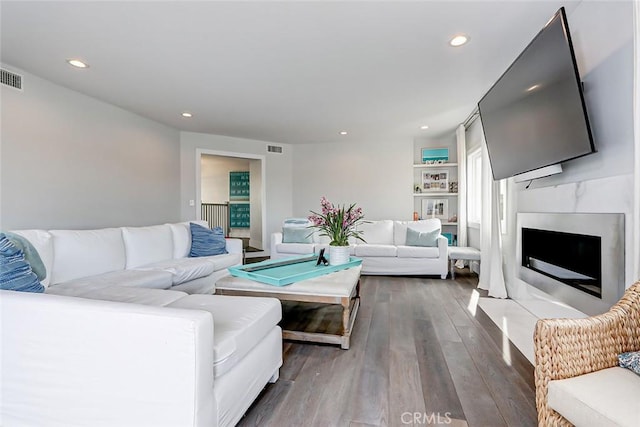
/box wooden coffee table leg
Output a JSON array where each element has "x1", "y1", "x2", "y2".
[
  {"x1": 340, "y1": 294, "x2": 361, "y2": 350},
  {"x1": 341, "y1": 297, "x2": 351, "y2": 349}
]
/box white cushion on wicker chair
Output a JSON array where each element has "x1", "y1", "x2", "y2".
[{"x1": 548, "y1": 366, "x2": 640, "y2": 427}]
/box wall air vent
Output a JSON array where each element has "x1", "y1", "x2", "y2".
[
  {"x1": 267, "y1": 145, "x2": 283, "y2": 154},
  {"x1": 1, "y1": 68, "x2": 23, "y2": 91}
]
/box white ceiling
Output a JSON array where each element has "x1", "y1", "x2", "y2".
[{"x1": 1, "y1": 0, "x2": 581, "y2": 144}]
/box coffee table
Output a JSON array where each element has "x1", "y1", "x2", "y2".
[{"x1": 215, "y1": 265, "x2": 361, "y2": 349}]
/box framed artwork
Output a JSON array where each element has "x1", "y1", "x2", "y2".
[
  {"x1": 229, "y1": 171, "x2": 250, "y2": 201},
  {"x1": 421, "y1": 169, "x2": 449, "y2": 192},
  {"x1": 421, "y1": 147, "x2": 449, "y2": 164},
  {"x1": 421, "y1": 199, "x2": 449, "y2": 220},
  {"x1": 229, "y1": 202, "x2": 250, "y2": 228}
]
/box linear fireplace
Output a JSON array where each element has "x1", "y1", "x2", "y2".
[{"x1": 517, "y1": 213, "x2": 624, "y2": 315}]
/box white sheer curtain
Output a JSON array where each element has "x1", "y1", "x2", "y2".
[
  {"x1": 477, "y1": 129, "x2": 508, "y2": 298},
  {"x1": 455, "y1": 124, "x2": 467, "y2": 268}
]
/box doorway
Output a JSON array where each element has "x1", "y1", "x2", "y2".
[{"x1": 195, "y1": 149, "x2": 266, "y2": 257}]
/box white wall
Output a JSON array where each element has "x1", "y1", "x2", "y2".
[
  {"x1": 1, "y1": 66, "x2": 181, "y2": 230},
  {"x1": 200, "y1": 155, "x2": 249, "y2": 203},
  {"x1": 249, "y1": 159, "x2": 263, "y2": 249},
  {"x1": 292, "y1": 138, "x2": 413, "y2": 221},
  {"x1": 502, "y1": 2, "x2": 636, "y2": 298},
  {"x1": 180, "y1": 132, "x2": 292, "y2": 250}
]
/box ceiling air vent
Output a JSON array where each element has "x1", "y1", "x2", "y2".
[
  {"x1": 267, "y1": 145, "x2": 283, "y2": 154},
  {"x1": 1, "y1": 68, "x2": 23, "y2": 91}
]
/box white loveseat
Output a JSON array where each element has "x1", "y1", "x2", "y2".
[
  {"x1": 271, "y1": 219, "x2": 448, "y2": 278},
  {"x1": 12, "y1": 220, "x2": 242, "y2": 295},
  {"x1": 1, "y1": 221, "x2": 283, "y2": 426}
]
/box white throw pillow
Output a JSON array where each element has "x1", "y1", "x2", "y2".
[
  {"x1": 357, "y1": 220, "x2": 394, "y2": 245},
  {"x1": 122, "y1": 225, "x2": 173, "y2": 268}
]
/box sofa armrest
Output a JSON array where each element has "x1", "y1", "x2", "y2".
[
  {"x1": 534, "y1": 281, "x2": 640, "y2": 426},
  {"x1": 270, "y1": 232, "x2": 283, "y2": 258},
  {"x1": 225, "y1": 238, "x2": 243, "y2": 254},
  {"x1": 436, "y1": 235, "x2": 448, "y2": 260},
  {"x1": 0, "y1": 290, "x2": 216, "y2": 426}
]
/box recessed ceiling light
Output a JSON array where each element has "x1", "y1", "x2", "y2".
[
  {"x1": 420, "y1": 125, "x2": 430, "y2": 130},
  {"x1": 67, "y1": 59, "x2": 89, "y2": 68},
  {"x1": 339, "y1": 131, "x2": 348, "y2": 135},
  {"x1": 449, "y1": 34, "x2": 469, "y2": 47},
  {"x1": 526, "y1": 84, "x2": 540, "y2": 92},
  {"x1": 181, "y1": 112, "x2": 193, "y2": 118}
]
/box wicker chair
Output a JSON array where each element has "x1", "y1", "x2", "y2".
[{"x1": 533, "y1": 280, "x2": 640, "y2": 426}]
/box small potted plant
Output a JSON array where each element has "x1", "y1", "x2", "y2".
[{"x1": 308, "y1": 197, "x2": 366, "y2": 265}]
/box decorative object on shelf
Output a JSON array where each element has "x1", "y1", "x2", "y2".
[
  {"x1": 414, "y1": 185, "x2": 422, "y2": 193},
  {"x1": 308, "y1": 197, "x2": 367, "y2": 266},
  {"x1": 421, "y1": 199, "x2": 448, "y2": 220},
  {"x1": 442, "y1": 232, "x2": 455, "y2": 246},
  {"x1": 421, "y1": 169, "x2": 449, "y2": 192},
  {"x1": 448, "y1": 214, "x2": 458, "y2": 223},
  {"x1": 449, "y1": 181, "x2": 458, "y2": 193},
  {"x1": 421, "y1": 147, "x2": 449, "y2": 164},
  {"x1": 413, "y1": 211, "x2": 419, "y2": 221}
]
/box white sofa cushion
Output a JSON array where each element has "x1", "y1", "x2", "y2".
[
  {"x1": 396, "y1": 245, "x2": 440, "y2": 258},
  {"x1": 355, "y1": 244, "x2": 397, "y2": 257},
  {"x1": 358, "y1": 220, "x2": 394, "y2": 245},
  {"x1": 313, "y1": 233, "x2": 331, "y2": 244},
  {"x1": 314, "y1": 244, "x2": 356, "y2": 256},
  {"x1": 48, "y1": 283, "x2": 187, "y2": 306},
  {"x1": 52, "y1": 269, "x2": 174, "y2": 291},
  {"x1": 167, "y1": 220, "x2": 210, "y2": 259},
  {"x1": 201, "y1": 253, "x2": 243, "y2": 271},
  {"x1": 167, "y1": 294, "x2": 281, "y2": 378},
  {"x1": 11, "y1": 230, "x2": 54, "y2": 287},
  {"x1": 394, "y1": 219, "x2": 441, "y2": 246},
  {"x1": 122, "y1": 224, "x2": 173, "y2": 268},
  {"x1": 137, "y1": 258, "x2": 216, "y2": 285},
  {"x1": 548, "y1": 367, "x2": 640, "y2": 427},
  {"x1": 275, "y1": 243, "x2": 315, "y2": 255},
  {"x1": 167, "y1": 222, "x2": 191, "y2": 259},
  {"x1": 49, "y1": 228, "x2": 126, "y2": 284}
]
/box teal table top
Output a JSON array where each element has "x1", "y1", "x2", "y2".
[{"x1": 228, "y1": 255, "x2": 362, "y2": 286}]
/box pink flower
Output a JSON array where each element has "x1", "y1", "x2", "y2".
[{"x1": 308, "y1": 197, "x2": 367, "y2": 246}]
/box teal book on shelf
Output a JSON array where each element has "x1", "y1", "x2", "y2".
[{"x1": 421, "y1": 148, "x2": 449, "y2": 163}]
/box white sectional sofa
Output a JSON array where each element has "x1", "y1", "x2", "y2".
[
  {"x1": 12, "y1": 220, "x2": 242, "y2": 295},
  {"x1": 271, "y1": 219, "x2": 448, "y2": 278},
  {"x1": 1, "y1": 221, "x2": 283, "y2": 427}
]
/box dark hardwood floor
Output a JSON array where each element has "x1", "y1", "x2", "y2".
[{"x1": 237, "y1": 271, "x2": 537, "y2": 427}]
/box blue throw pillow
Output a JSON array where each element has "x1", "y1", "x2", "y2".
[
  {"x1": 282, "y1": 227, "x2": 313, "y2": 244},
  {"x1": 0, "y1": 232, "x2": 44, "y2": 293},
  {"x1": 406, "y1": 227, "x2": 440, "y2": 247},
  {"x1": 619, "y1": 351, "x2": 640, "y2": 375},
  {"x1": 189, "y1": 224, "x2": 228, "y2": 257},
  {"x1": 5, "y1": 231, "x2": 46, "y2": 281}
]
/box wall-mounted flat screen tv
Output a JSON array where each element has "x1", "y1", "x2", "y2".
[{"x1": 478, "y1": 7, "x2": 596, "y2": 181}]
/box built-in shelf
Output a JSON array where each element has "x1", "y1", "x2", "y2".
[
  {"x1": 413, "y1": 163, "x2": 458, "y2": 168},
  {"x1": 413, "y1": 192, "x2": 458, "y2": 197},
  {"x1": 442, "y1": 222, "x2": 458, "y2": 226}
]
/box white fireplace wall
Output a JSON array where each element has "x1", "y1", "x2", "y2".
[{"x1": 502, "y1": 2, "x2": 636, "y2": 302}]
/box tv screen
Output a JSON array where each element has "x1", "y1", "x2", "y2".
[{"x1": 478, "y1": 7, "x2": 595, "y2": 180}]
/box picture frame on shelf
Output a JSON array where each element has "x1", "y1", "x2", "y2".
[
  {"x1": 421, "y1": 147, "x2": 449, "y2": 164},
  {"x1": 421, "y1": 169, "x2": 449, "y2": 192},
  {"x1": 421, "y1": 198, "x2": 448, "y2": 220}
]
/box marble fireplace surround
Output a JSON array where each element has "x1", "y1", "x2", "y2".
[{"x1": 516, "y1": 212, "x2": 625, "y2": 315}]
